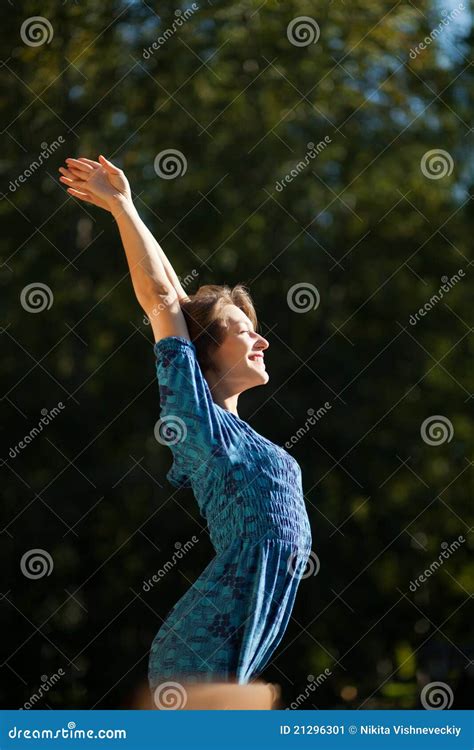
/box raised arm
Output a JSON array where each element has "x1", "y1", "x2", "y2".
[
  {"x1": 59, "y1": 155, "x2": 190, "y2": 342},
  {"x1": 111, "y1": 192, "x2": 190, "y2": 305}
]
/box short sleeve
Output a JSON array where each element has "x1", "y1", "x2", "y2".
[{"x1": 153, "y1": 336, "x2": 226, "y2": 488}]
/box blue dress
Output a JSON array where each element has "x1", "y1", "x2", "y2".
[{"x1": 148, "y1": 336, "x2": 312, "y2": 689}]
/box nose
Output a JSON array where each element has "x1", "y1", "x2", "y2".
[{"x1": 254, "y1": 334, "x2": 269, "y2": 351}]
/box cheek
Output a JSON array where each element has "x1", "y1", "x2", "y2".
[{"x1": 219, "y1": 343, "x2": 250, "y2": 372}]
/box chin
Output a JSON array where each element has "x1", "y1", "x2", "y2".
[{"x1": 244, "y1": 368, "x2": 269, "y2": 388}]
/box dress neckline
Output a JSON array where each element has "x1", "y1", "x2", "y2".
[
  {"x1": 215, "y1": 403, "x2": 248, "y2": 425},
  {"x1": 215, "y1": 403, "x2": 294, "y2": 458}
]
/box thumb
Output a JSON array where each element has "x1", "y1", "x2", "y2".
[{"x1": 99, "y1": 154, "x2": 121, "y2": 174}]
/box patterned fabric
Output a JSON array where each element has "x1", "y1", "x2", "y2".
[{"x1": 148, "y1": 336, "x2": 312, "y2": 689}]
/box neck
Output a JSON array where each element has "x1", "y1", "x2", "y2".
[
  {"x1": 217, "y1": 396, "x2": 240, "y2": 416},
  {"x1": 205, "y1": 370, "x2": 240, "y2": 416}
]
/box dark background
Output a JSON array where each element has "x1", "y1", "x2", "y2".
[{"x1": 1, "y1": 0, "x2": 472, "y2": 709}]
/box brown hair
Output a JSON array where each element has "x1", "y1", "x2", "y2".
[{"x1": 180, "y1": 284, "x2": 258, "y2": 373}]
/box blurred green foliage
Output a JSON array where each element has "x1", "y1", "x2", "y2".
[{"x1": 1, "y1": 0, "x2": 472, "y2": 709}]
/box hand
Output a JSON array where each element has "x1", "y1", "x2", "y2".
[
  {"x1": 58, "y1": 157, "x2": 111, "y2": 211},
  {"x1": 58, "y1": 155, "x2": 132, "y2": 211}
]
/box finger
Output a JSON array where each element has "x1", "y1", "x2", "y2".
[
  {"x1": 77, "y1": 157, "x2": 101, "y2": 168},
  {"x1": 65, "y1": 158, "x2": 94, "y2": 173},
  {"x1": 66, "y1": 188, "x2": 94, "y2": 203},
  {"x1": 59, "y1": 166, "x2": 86, "y2": 180},
  {"x1": 98, "y1": 154, "x2": 121, "y2": 174},
  {"x1": 70, "y1": 168, "x2": 88, "y2": 180},
  {"x1": 60, "y1": 175, "x2": 85, "y2": 188}
]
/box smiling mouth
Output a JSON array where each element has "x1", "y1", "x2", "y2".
[{"x1": 248, "y1": 354, "x2": 265, "y2": 366}]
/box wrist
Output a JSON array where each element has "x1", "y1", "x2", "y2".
[{"x1": 110, "y1": 194, "x2": 135, "y2": 220}]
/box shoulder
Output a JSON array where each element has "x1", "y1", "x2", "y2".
[{"x1": 154, "y1": 335, "x2": 195, "y2": 354}]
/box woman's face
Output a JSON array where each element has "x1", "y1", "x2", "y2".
[{"x1": 210, "y1": 304, "x2": 270, "y2": 392}]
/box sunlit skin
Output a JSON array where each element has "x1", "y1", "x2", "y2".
[
  {"x1": 57, "y1": 157, "x2": 269, "y2": 418},
  {"x1": 205, "y1": 304, "x2": 269, "y2": 416}
]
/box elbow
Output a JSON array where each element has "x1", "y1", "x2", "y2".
[{"x1": 138, "y1": 282, "x2": 178, "y2": 313}]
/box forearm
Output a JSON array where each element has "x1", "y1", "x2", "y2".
[
  {"x1": 111, "y1": 197, "x2": 188, "y2": 304},
  {"x1": 149, "y1": 238, "x2": 189, "y2": 302}
]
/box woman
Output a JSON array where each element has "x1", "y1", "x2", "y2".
[{"x1": 59, "y1": 156, "x2": 313, "y2": 695}]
